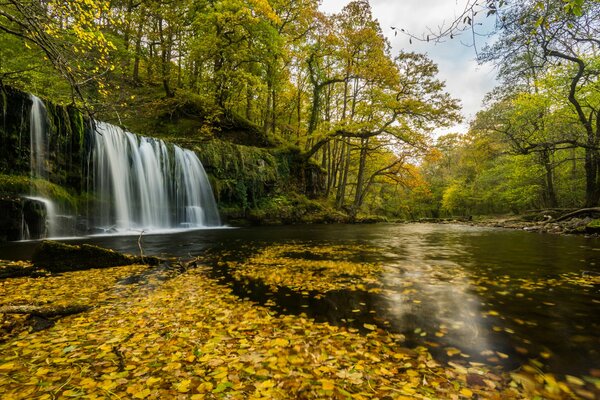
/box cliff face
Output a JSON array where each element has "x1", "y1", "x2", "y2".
[
  {"x1": 0, "y1": 86, "x2": 91, "y2": 241},
  {"x1": 0, "y1": 85, "x2": 330, "y2": 241},
  {"x1": 0, "y1": 86, "x2": 90, "y2": 190}
]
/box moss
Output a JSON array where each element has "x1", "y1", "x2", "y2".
[
  {"x1": 0, "y1": 85, "x2": 31, "y2": 175},
  {"x1": 586, "y1": 219, "x2": 600, "y2": 229},
  {"x1": 0, "y1": 174, "x2": 77, "y2": 209},
  {"x1": 196, "y1": 139, "x2": 280, "y2": 209},
  {"x1": 246, "y1": 193, "x2": 346, "y2": 225},
  {"x1": 31, "y1": 241, "x2": 145, "y2": 272}
]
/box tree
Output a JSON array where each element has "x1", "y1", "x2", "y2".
[
  {"x1": 0, "y1": 0, "x2": 116, "y2": 102},
  {"x1": 482, "y1": 0, "x2": 600, "y2": 205}
]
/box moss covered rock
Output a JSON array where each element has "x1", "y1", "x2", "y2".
[{"x1": 31, "y1": 241, "x2": 159, "y2": 273}]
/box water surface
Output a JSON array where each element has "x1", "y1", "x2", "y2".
[{"x1": 2, "y1": 223, "x2": 599, "y2": 378}]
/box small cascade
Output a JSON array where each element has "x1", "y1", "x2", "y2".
[
  {"x1": 173, "y1": 147, "x2": 221, "y2": 227},
  {"x1": 23, "y1": 196, "x2": 57, "y2": 238},
  {"x1": 90, "y1": 122, "x2": 221, "y2": 232},
  {"x1": 26, "y1": 95, "x2": 58, "y2": 238},
  {"x1": 30, "y1": 95, "x2": 48, "y2": 180}
]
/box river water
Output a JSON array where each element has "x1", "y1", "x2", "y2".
[{"x1": 2, "y1": 223, "x2": 599, "y2": 379}]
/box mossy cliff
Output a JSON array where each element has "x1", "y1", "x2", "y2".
[
  {"x1": 0, "y1": 85, "x2": 89, "y2": 191},
  {"x1": 194, "y1": 140, "x2": 342, "y2": 225},
  {"x1": 0, "y1": 86, "x2": 90, "y2": 240},
  {"x1": 0, "y1": 85, "x2": 337, "y2": 238}
]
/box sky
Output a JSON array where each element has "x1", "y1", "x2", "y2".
[{"x1": 319, "y1": 0, "x2": 499, "y2": 135}]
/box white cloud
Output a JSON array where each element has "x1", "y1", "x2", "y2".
[{"x1": 319, "y1": 0, "x2": 499, "y2": 134}]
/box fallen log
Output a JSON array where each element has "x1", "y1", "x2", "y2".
[
  {"x1": 555, "y1": 207, "x2": 600, "y2": 222},
  {"x1": 0, "y1": 304, "x2": 90, "y2": 318},
  {"x1": 31, "y1": 241, "x2": 160, "y2": 273}
]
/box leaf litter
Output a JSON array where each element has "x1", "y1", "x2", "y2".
[{"x1": 0, "y1": 245, "x2": 597, "y2": 399}]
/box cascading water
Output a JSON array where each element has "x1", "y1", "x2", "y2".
[
  {"x1": 90, "y1": 121, "x2": 221, "y2": 232},
  {"x1": 30, "y1": 95, "x2": 48, "y2": 180},
  {"x1": 27, "y1": 95, "x2": 57, "y2": 238},
  {"x1": 20, "y1": 95, "x2": 220, "y2": 239},
  {"x1": 23, "y1": 196, "x2": 57, "y2": 238}
]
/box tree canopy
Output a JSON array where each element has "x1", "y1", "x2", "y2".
[{"x1": 1, "y1": 0, "x2": 598, "y2": 218}]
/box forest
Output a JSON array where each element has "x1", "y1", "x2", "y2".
[
  {"x1": 0, "y1": 0, "x2": 595, "y2": 222},
  {"x1": 1, "y1": 2, "x2": 600, "y2": 400}
]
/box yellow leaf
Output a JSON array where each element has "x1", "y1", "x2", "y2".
[
  {"x1": 259, "y1": 380, "x2": 276, "y2": 389},
  {"x1": 197, "y1": 381, "x2": 214, "y2": 393},
  {"x1": 175, "y1": 379, "x2": 191, "y2": 393},
  {"x1": 460, "y1": 387, "x2": 473, "y2": 398},
  {"x1": 446, "y1": 347, "x2": 461, "y2": 357},
  {"x1": 80, "y1": 377, "x2": 97, "y2": 388},
  {"x1": 146, "y1": 377, "x2": 161, "y2": 386},
  {"x1": 270, "y1": 338, "x2": 288, "y2": 347},
  {"x1": 565, "y1": 375, "x2": 585, "y2": 386},
  {"x1": 36, "y1": 367, "x2": 51, "y2": 376},
  {"x1": 133, "y1": 389, "x2": 151, "y2": 399},
  {"x1": 0, "y1": 362, "x2": 15, "y2": 371},
  {"x1": 363, "y1": 323, "x2": 376, "y2": 331},
  {"x1": 320, "y1": 379, "x2": 335, "y2": 391}
]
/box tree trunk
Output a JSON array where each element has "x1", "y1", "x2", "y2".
[
  {"x1": 132, "y1": 8, "x2": 146, "y2": 83},
  {"x1": 336, "y1": 141, "x2": 351, "y2": 209},
  {"x1": 540, "y1": 150, "x2": 558, "y2": 208},
  {"x1": 584, "y1": 148, "x2": 600, "y2": 207},
  {"x1": 158, "y1": 17, "x2": 174, "y2": 98},
  {"x1": 352, "y1": 138, "x2": 369, "y2": 214},
  {"x1": 0, "y1": 304, "x2": 90, "y2": 317}
]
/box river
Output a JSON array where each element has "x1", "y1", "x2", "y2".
[{"x1": 2, "y1": 223, "x2": 599, "y2": 380}]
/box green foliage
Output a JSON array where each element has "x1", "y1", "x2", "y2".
[{"x1": 247, "y1": 193, "x2": 345, "y2": 224}]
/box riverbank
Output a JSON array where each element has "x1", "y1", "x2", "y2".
[
  {"x1": 460, "y1": 212, "x2": 600, "y2": 236},
  {"x1": 411, "y1": 209, "x2": 600, "y2": 236}
]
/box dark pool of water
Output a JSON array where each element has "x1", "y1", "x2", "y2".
[{"x1": 2, "y1": 223, "x2": 599, "y2": 377}]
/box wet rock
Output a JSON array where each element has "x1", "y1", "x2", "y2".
[
  {"x1": 22, "y1": 197, "x2": 48, "y2": 239},
  {"x1": 0, "y1": 196, "x2": 23, "y2": 241},
  {"x1": 31, "y1": 241, "x2": 160, "y2": 273}
]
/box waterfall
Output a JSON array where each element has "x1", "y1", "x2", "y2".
[
  {"x1": 23, "y1": 196, "x2": 57, "y2": 238},
  {"x1": 21, "y1": 95, "x2": 220, "y2": 239},
  {"x1": 30, "y1": 95, "x2": 48, "y2": 180},
  {"x1": 28, "y1": 95, "x2": 58, "y2": 238},
  {"x1": 90, "y1": 121, "x2": 221, "y2": 232}
]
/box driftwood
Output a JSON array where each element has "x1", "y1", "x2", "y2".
[
  {"x1": 0, "y1": 304, "x2": 90, "y2": 318},
  {"x1": 555, "y1": 207, "x2": 600, "y2": 222}
]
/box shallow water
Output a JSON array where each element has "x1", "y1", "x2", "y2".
[{"x1": 2, "y1": 223, "x2": 599, "y2": 378}]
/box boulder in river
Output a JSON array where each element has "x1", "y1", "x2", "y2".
[{"x1": 31, "y1": 240, "x2": 159, "y2": 273}]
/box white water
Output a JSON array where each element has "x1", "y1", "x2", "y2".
[
  {"x1": 23, "y1": 96, "x2": 220, "y2": 239},
  {"x1": 91, "y1": 122, "x2": 221, "y2": 232},
  {"x1": 30, "y1": 95, "x2": 48, "y2": 180},
  {"x1": 23, "y1": 196, "x2": 58, "y2": 238},
  {"x1": 28, "y1": 95, "x2": 58, "y2": 238}
]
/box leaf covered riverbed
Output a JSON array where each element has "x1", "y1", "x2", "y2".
[{"x1": 0, "y1": 247, "x2": 598, "y2": 399}]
